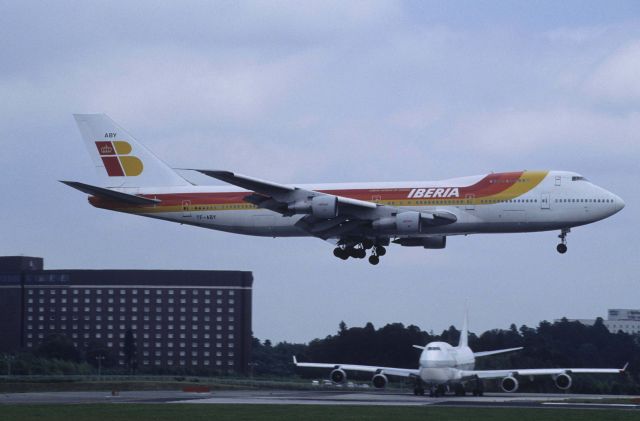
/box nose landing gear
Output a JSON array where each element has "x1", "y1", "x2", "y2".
[{"x1": 557, "y1": 228, "x2": 570, "y2": 254}]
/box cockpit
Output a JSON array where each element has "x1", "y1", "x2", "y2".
[{"x1": 426, "y1": 346, "x2": 441, "y2": 351}]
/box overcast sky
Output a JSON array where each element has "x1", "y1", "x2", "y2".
[{"x1": 1, "y1": 1, "x2": 639, "y2": 343}]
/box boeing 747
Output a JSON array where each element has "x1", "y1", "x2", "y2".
[
  {"x1": 64, "y1": 114, "x2": 625, "y2": 264},
  {"x1": 294, "y1": 316, "x2": 627, "y2": 396}
]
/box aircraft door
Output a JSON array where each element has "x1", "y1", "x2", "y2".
[
  {"x1": 465, "y1": 194, "x2": 475, "y2": 210},
  {"x1": 540, "y1": 193, "x2": 550, "y2": 210},
  {"x1": 182, "y1": 200, "x2": 192, "y2": 217}
]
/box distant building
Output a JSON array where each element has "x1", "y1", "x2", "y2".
[
  {"x1": 0, "y1": 256, "x2": 253, "y2": 374},
  {"x1": 556, "y1": 309, "x2": 640, "y2": 335}
]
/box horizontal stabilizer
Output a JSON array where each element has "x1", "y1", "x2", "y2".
[
  {"x1": 61, "y1": 181, "x2": 160, "y2": 205},
  {"x1": 474, "y1": 346, "x2": 523, "y2": 358},
  {"x1": 412, "y1": 345, "x2": 426, "y2": 350}
]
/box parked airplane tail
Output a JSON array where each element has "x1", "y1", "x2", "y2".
[
  {"x1": 458, "y1": 311, "x2": 469, "y2": 348},
  {"x1": 73, "y1": 114, "x2": 191, "y2": 188}
]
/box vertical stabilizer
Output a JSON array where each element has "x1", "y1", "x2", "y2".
[
  {"x1": 458, "y1": 311, "x2": 469, "y2": 348},
  {"x1": 73, "y1": 114, "x2": 191, "y2": 188}
]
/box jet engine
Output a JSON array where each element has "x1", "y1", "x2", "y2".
[
  {"x1": 288, "y1": 196, "x2": 338, "y2": 219},
  {"x1": 392, "y1": 236, "x2": 446, "y2": 249},
  {"x1": 372, "y1": 211, "x2": 421, "y2": 234},
  {"x1": 371, "y1": 373, "x2": 388, "y2": 389},
  {"x1": 500, "y1": 376, "x2": 519, "y2": 393},
  {"x1": 330, "y1": 368, "x2": 347, "y2": 384},
  {"x1": 554, "y1": 373, "x2": 572, "y2": 390}
]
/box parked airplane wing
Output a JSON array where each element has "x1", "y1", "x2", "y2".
[
  {"x1": 473, "y1": 347, "x2": 523, "y2": 358},
  {"x1": 460, "y1": 364, "x2": 627, "y2": 380},
  {"x1": 293, "y1": 356, "x2": 419, "y2": 378}
]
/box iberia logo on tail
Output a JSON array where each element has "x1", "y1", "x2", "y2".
[{"x1": 95, "y1": 141, "x2": 143, "y2": 176}]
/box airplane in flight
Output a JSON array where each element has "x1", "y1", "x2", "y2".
[
  {"x1": 293, "y1": 316, "x2": 628, "y2": 396},
  {"x1": 64, "y1": 114, "x2": 625, "y2": 264}
]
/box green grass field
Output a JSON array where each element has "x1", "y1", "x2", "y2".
[{"x1": 1, "y1": 404, "x2": 638, "y2": 421}]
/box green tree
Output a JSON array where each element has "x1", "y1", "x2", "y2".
[{"x1": 35, "y1": 334, "x2": 81, "y2": 362}]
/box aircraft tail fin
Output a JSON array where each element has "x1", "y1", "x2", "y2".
[
  {"x1": 73, "y1": 114, "x2": 191, "y2": 188},
  {"x1": 458, "y1": 311, "x2": 469, "y2": 348}
]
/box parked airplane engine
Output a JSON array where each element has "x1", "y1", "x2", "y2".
[
  {"x1": 330, "y1": 368, "x2": 347, "y2": 384},
  {"x1": 393, "y1": 236, "x2": 446, "y2": 249},
  {"x1": 554, "y1": 373, "x2": 572, "y2": 390},
  {"x1": 288, "y1": 196, "x2": 338, "y2": 218},
  {"x1": 500, "y1": 376, "x2": 519, "y2": 393},
  {"x1": 372, "y1": 373, "x2": 388, "y2": 389},
  {"x1": 372, "y1": 211, "x2": 421, "y2": 234}
]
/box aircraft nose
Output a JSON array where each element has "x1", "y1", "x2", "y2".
[{"x1": 612, "y1": 194, "x2": 625, "y2": 213}]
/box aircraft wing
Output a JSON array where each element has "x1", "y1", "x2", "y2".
[
  {"x1": 293, "y1": 356, "x2": 419, "y2": 378},
  {"x1": 459, "y1": 364, "x2": 627, "y2": 380},
  {"x1": 195, "y1": 169, "x2": 456, "y2": 239},
  {"x1": 473, "y1": 347, "x2": 523, "y2": 358}
]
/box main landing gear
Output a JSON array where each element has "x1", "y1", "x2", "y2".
[
  {"x1": 557, "y1": 228, "x2": 570, "y2": 254},
  {"x1": 472, "y1": 378, "x2": 484, "y2": 396},
  {"x1": 333, "y1": 242, "x2": 386, "y2": 265}
]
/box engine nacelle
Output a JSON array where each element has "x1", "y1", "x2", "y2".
[
  {"x1": 330, "y1": 368, "x2": 347, "y2": 384},
  {"x1": 372, "y1": 212, "x2": 421, "y2": 234},
  {"x1": 371, "y1": 373, "x2": 388, "y2": 389},
  {"x1": 500, "y1": 376, "x2": 519, "y2": 393},
  {"x1": 554, "y1": 373, "x2": 572, "y2": 390},
  {"x1": 289, "y1": 196, "x2": 338, "y2": 218},
  {"x1": 393, "y1": 236, "x2": 446, "y2": 249},
  {"x1": 312, "y1": 196, "x2": 338, "y2": 218}
]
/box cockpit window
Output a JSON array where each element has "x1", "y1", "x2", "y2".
[
  {"x1": 571, "y1": 176, "x2": 588, "y2": 181},
  {"x1": 427, "y1": 346, "x2": 441, "y2": 351}
]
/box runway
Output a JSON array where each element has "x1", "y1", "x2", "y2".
[{"x1": 1, "y1": 389, "x2": 638, "y2": 410}]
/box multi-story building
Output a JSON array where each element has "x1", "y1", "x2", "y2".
[
  {"x1": 0, "y1": 256, "x2": 253, "y2": 374},
  {"x1": 556, "y1": 309, "x2": 640, "y2": 335}
]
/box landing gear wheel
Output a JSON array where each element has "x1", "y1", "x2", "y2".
[
  {"x1": 333, "y1": 247, "x2": 348, "y2": 260},
  {"x1": 368, "y1": 255, "x2": 379, "y2": 265},
  {"x1": 414, "y1": 387, "x2": 424, "y2": 396},
  {"x1": 557, "y1": 228, "x2": 570, "y2": 254},
  {"x1": 376, "y1": 246, "x2": 386, "y2": 256}
]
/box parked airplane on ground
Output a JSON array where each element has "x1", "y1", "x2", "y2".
[
  {"x1": 64, "y1": 114, "x2": 625, "y2": 264},
  {"x1": 293, "y1": 316, "x2": 627, "y2": 396}
]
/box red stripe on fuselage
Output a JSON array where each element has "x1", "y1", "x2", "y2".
[{"x1": 89, "y1": 172, "x2": 527, "y2": 210}]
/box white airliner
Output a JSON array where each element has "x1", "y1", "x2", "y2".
[
  {"x1": 293, "y1": 316, "x2": 627, "y2": 396},
  {"x1": 64, "y1": 114, "x2": 625, "y2": 264}
]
